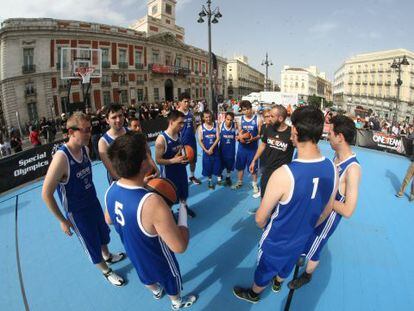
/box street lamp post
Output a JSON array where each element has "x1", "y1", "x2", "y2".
[
  {"x1": 261, "y1": 52, "x2": 273, "y2": 91},
  {"x1": 198, "y1": 0, "x2": 222, "y2": 113},
  {"x1": 390, "y1": 55, "x2": 409, "y2": 123}
]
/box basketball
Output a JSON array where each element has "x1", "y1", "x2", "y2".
[
  {"x1": 239, "y1": 131, "x2": 252, "y2": 143},
  {"x1": 183, "y1": 145, "x2": 195, "y2": 163},
  {"x1": 145, "y1": 178, "x2": 177, "y2": 206}
]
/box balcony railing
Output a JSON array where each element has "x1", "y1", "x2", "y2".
[
  {"x1": 22, "y1": 64, "x2": 36, "y2": 74},
  {"x1": 137, "y1": 80, "x2": 145, "y2": 85},
  {"x1": 58, "y1": 84, "x2": 69, "y2": 91},
  {"x1": 119, "y1": 80, "x2": 128, "y2": 86},
  {"x1": 101, "y1": 81, "x2": 111, "y2": 87},
  {"x1": 135, "y1": 63, "x2": 145, "y2": 70},
  {"x1": 102, "y1": 61, "x2": 111, "y2": 68},
  {"x1": 25, "y1": 90, "x2": 36, "y2": 98},
  {"x1": 118, "y1": 62, "x2": 128, "y2": 69},
  {"x1": 148, "y1": 64, "x2": 191, "y2": 76}
]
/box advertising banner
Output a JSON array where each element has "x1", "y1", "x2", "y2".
[
  {"x1": 356, "y1": 130, "x2": 413, "y2": 156},
  {"x1": 141, "y1": 117, "x2": 168, "y2": 141}
]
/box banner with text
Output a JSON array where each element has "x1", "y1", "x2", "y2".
[
  {"x1": 356, "y1": 130, "x2": 413, "y2": 156},
  {"x1": 141, "y1": 117, "x2": 168, "y2": 141}
]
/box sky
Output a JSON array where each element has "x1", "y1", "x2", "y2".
[{"x1": 1, "y1": 0, "x2": 413, "y2": 83}]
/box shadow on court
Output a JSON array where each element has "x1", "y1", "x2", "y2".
[{"x1": 385, "y1": 169, "x2": 402, "y2": 193}]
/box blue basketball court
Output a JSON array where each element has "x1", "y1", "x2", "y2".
[{"x1": 1, "y1": 141, "x2": 413, "y2": 311}]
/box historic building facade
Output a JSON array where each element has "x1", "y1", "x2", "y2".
[
  {"x1": 333, "y1": 49, "x2": 414, "y2": 121},
  {"x1": 0, "y1": 0, "x2": 227, "y2": 128}
]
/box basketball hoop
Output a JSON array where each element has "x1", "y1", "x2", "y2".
[{"x1": 75, "y1": 67, "x2": 95, "y2": 84}]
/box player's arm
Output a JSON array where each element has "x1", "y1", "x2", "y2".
[
  {"x1": 249, "y1": 142, "x2": 266, "y2": 174},
  {"x1": 251, "y1": 118, "x2": 263, "y2": 142},
  {"x1": 197, "y1": 125, "x2": 209, "y2": 153},
  {"x1": 333, "y1": 164, "x2": 361, "y2": 218},
  {"x1": 256, "y1": 166, "x2": 291, "y2": 228},
  {"x1": 149, "y1": 195, "x2": 189, "y2": 253},
  {"x1": 210, "y1": 124, "x2": 220, "y2": 150},
  {"x1": 41, "y1": 152, "x2": 73, "y2": 236},
  {"x1": 316, "y1": 169, "x2": 340, "y2": 227},
  {"x1": 98, "y1": 138, "x2": 119, "y2": 179},
  {"x1": 154, "y1": 135, "x2": 186, "y2": 165},
  {"x1": 235, "y1": 119, "x2": 242, "y2": 141}
]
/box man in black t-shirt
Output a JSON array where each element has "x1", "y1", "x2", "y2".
[
  {"x1": 90, "y1": 112, "x2": 103, "y2": 161},
  {"x1": 248, "y1": 105, "x2": 294, "y2": 212}
]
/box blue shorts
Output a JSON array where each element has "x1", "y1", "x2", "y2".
[
  {"x1": 220, "y1": 156, "x2": 235, "y2": 172},
  {"x1": 161, "y1": 165, "x2": 189, "y2": 201},
  {"x1": 304, "y1": 211, "x2": 342, "y2": 261},
  {"x1": 67, "y1": 202, "x2": 110, "y2": 264},
  {"x1": 235, "y1": 147, "x2": 257, "y2": 172},
  {"x1": 202, "y1": 153, "x2": 221, "y2": 177},
  {"x1": 254, "y1": 249, "x2": 302, "y2": 286},
  {"x1": 138, "y1": 258, "x2": 183, "y2": 296}
]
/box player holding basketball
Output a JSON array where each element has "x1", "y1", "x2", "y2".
[
  {"x1": 98, "y1": 104, "x2": 128, "y2": 184},
  {"x1": 197, "y1": 110, "x2": 221, "y2": 189},
  {"x1": 42, "y1": 112, "x2": 126, "y2": 287},
  {"x1": 288, "y1": 115, "x2": 361, "y2": 289},
  {"x1": 233, "y1": 105, "x2": 337, "y2": 303},
  {"x1": 155, "y1": 110, "x2": 196, "y2": 218},
  {"x1": 177, "y1": 92, "x2": 202, "y2": 185},
  {"x1": 232, "y1": 100, "x2": 262, "y2": 196},
  {"x1": 218, "y1": 112, "x2": 237, "y2": 186},
  {"x1": 104, "y1": 132, "x2": 197, "y2": 310}
]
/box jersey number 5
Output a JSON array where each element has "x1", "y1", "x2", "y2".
[
  {"x1": 311, "y1": 178, "x2": 319, "y2": 199},
  {"x1": 115, "y1": 201, "x2": 125, "y2": 226}
]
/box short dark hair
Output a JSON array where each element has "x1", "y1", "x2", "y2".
[
  {"x1": 168, "y1": 109, "x2": 185, "y2": 121},
  {"x1": 225, "y1": 112, "x2": 235, "y2": 119},
  {"x1": 239, "y1": 100, "x2": 252, "y2": 110},
  {"x1": 178, "y1": 92, "x2": 191, "y2": 101},
  {"x1": 105, "y1": 104, "x2": 123, "y2": 118},
  {"x1": 291, "y1": 105, "x2": 324, "y2": 144},
  {"x1": 107, "y1": 132, "x2": 147, "y2": 178},
  {"x1": 331, "y1": 115, "x2": 356, "y2": 144},
  {"x1": 274, "y1": 105, "x2": 287, "y2": 121},
  {"x1": 203, "y1": 110, "x2": 213, "y2": 118},
  {"x1": 128, "y1": 117, "x2": 140, "y2": 126}
]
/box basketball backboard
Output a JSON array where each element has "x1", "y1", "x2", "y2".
[{"x1": 60, "y1": 47, "x2": 102, "y2": 83}]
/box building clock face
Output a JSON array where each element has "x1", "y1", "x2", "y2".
[{"x1": 152, "y1": 5, "x2": 158, "y2": 15}]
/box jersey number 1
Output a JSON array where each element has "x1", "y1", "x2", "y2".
[
  {"x1": 115, "y1": 201, "x2": 125, "y2": 226},
  {"x1": 311, "y1": 178, "x2": 319, "y2": 199}
]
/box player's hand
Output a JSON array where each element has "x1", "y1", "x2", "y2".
[
  {"x1": 60, "y1": 219, "x2": 74, "y2": 236},
  {"x1": 207, "y1": 148, "x2": 214, "y2": 155},
  {"x1": 249, "y1": 161, "x2": 256, "y2": 174},
  {"x1": 172, "y1": 154, "x2": 188, "y2": 164}
]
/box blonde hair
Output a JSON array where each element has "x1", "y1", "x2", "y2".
[{"x1": 66, "y1": 112, "x2": 90, "y2": 129}]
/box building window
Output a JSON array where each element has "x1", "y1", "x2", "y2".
[
  {"x1": 119, "y1": 74, "x2": 127, "y2": 85},
  {"x1": 175, "y1": 57, "x2": 181, "y2": 67},
  {"x1": 25, "y1": 82, "x2": 35, "y2": 95},
  {"x1": 152, "y1": 52, "x2": 160, "y2": 64},
  {"x1": 202, "y1": 63, "x2": 206, "y2": 73},
  {"x1": 166, "y1": 3, "x2": 172, "y2": 15},
  {"x1": 154, "y1": 88, "x2": 159, "y2": 101},
  {"x1": 103, "y1": 91, "x2": 111, "y2": 106},
  {"x1": 186, "y1": 59, "x2": 190, "y2": 69},
  {"x1": 119, "y1": 49, "x2": 127, "y2": 63},
  {"x1": 27, "y1": 102, "x2": 38, "y2": 121},
  {"x1": 121, "y1": 90, "x2": 128, "y2": 104},
  {"x1": 23, "y1": 48, "x2": 34, "y2": 66},
  {"x1": 137, "y1": 89, "x2": 144, "y2": 101},
  {"x1": 61, "y1": 97, "x2": 68, "y2": 113},
  {"x1": 135, "y1": 50, "x2": 142, "y2": 64},
  {"x1": 165, "y1": 54, "x2": 172, "y2": 66},
  {"x1": 195, "y1": 88, "x2": 199, "y2": 98},
  {"x1": 102, "y1": 48, "x2": 109, "y2": 62}
]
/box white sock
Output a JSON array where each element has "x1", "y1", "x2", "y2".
[
  {"x1": 172, "y1": 297, "x2": 182, "y2": 306},
  {"x1": 180, "y1": 200, "x2": 187, "y2": 208},
  {"x1": 217, "y1": 176, "x2": 222, "y2": 181},
  {"x1": 190, "y1": 171, "x2": 194, "y2": 178},
  {"x1": 252, "y1": 181, "x2": 257, "y2": 187},
  {"x1": 227, "y1": 171, "x2": 231, "y2": 178},
  {"x1": 152, "y1": 285, "x2": 162, "y2": 295}
]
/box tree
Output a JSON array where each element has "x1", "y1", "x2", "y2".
[{"x1": 308, "y1": 95, "x2": 324, "y2": 109}]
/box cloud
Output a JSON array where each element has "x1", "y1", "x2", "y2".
[
  {"x1": 0, "y1": 0, "x2": 135, "y2": 26},
  {"x1": 309, "y1": 22, "x2": 338, "y2": 36},
  {"x1": 358, "y1": 31, "x2": 382, "y2": 39}
]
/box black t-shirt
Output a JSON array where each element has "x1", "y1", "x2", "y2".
[
  {"x1": 90, "y1": 115, "x2": 102, "y2": 135},
  {"x1": 260, "y1": 124, "x2": 294, "y2": 174}
]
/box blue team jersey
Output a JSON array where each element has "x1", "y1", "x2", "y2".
[
  {"x1": 105, "y1": 183, "x2": 181, "y2": 287},
  {"x1": 56, "y1": 144, "x2": 99, "y2": 214},
  {"x1": 201, "y1": 123, "x2": 218, "y2": 155},
  {"x1": 260, "y1": 157, "x2": 336, "y2": 258},
  {"x1": 335, "y1": 154, "x2": 359, "y2": 202},
  {"x1": 100, "y1": 127, "x2": 128, "y2": 183},
  {"x1": 180, "y1": 111, "x2": 196, "y2": 145},
  {"x1": 219, "y1": 121, "x2": 236, "y2": 159},
  {"x1": 240, "y1": 115, "x2": 259, "y2": 149},
  {"x1": 160, "y1": 131, "x2": 186, "y2": 177}
]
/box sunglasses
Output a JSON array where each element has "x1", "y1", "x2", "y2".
[{"x1": 70, "y1": 126, "x2": 92, "y2": 133}]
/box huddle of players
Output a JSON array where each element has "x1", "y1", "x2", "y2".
[{"x1": 42, "y1": 93, "x2": 361, "y2": 309}]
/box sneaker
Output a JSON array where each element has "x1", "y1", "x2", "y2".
[
  {"x1": 152, "y1": 286, "x2": 164, "y2": 300},
  {"x1": 252, "y1": 191, "x2": 261, "y2": 199},
  {"x1": 225, "y1": 177, "x2": 232, "y2": 186},
  {"x1": 231, "y1": 181, "x2": 243, "y2": 190},
  {"x1": 395, "y1": 193, "x2": 403, "y2": 198},
  {"x1": 103, "y1": 269, "x2": 125, "y2": 287},
  {"x1": 233, "y1": 287, "x2": 259, "y2": 304},
  {"x1": 288, "y1": 272, "x2": 312, "y2": 290},
  {"x1": 189, "y1": 176, "x2": 202, "y2": 185},
  {"x1": 105, "y1": 252, "x2": 126, "y2": 265},
  {"x1": 271, "y1": 277, "x2": 283, "y2": 293},
  {"x1": 208, "y1": 180, "x2": 215, "y2": 190},
  {"x1": 186, "y1": 206, "x2": 196, "y2": 218},
  {"x1": 247, "y1": 207, "x2": 258, "y2": 215},
  {"x1": 252, "y1": 184, "x2": 260, "y2": 195},
  {"x1": 171, "y1": 294, "x2": 198, "y2": 310},
  {"x1": 217, "y1": 178, "x2": 223, "y2": 186}
]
